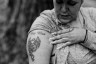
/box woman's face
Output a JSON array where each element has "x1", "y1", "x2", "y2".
[{"x1": 53, "y1": 0, "x2": 83, "y2": 24}]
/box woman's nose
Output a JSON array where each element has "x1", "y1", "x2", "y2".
[{"x1": 61, "y1": 4, "x2": 67, "y2": 13}]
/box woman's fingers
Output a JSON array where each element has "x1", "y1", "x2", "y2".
[
  {"x1": 52, "y1": 28, "x2": 73, "y2": 36},
  {"x1": 50, "y1": 38, "x2": 69, "y2": 45},
  {"x1": 57, "y1": 42, "x2": 71, "y2": 50},
  {"x1": 50, "y1": 28, "x2": 74, "y2": 42},
  {"x1": 50, "y1": 35, "x2": 64, "y2": 41}
]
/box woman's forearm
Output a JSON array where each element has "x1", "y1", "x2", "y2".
[{"x1": 81, "y1": 30, "x2": 96, "y2": 53}]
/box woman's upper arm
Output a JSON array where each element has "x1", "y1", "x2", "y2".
[{"x1": 26, "y1": 30, "x2": 53, "y2": 64}]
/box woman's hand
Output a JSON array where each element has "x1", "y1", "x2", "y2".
[{"x1": 49, "y1": 27, "x2": 86, "y2": 48}]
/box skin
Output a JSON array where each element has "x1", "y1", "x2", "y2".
[
  {"x1": 50, "y1": 28, "x2": 86, "y2": 48},
  {"x1": 50, "y1": 0, "x2": 86, "y2": 48},
  {"x1": 53, "y1": 0, "x2": 83, "y2": 24},
  {"x1": 27, "y1": 30, "x2": 53, "y2": 64},
  {"x1": 28, "y1": 36, "x2": 41, "y2": 61},
  {"x1": 27, "y1": 31, "x2": 47, "y2": 61}
]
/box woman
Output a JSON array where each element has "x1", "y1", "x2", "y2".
[{"x1": 26, "y1": 0, "x2": 96, "y2": 64}]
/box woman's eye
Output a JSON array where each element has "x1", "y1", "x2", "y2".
[
  {"x1": 56, "y1": 0, "x2": 63, "y2": 4},
  {"x1": 68, "y1": 1, "x2": 78, "y2": 6}
]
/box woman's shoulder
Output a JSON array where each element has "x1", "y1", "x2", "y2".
[
  {"x1": 80, "y1": 7, "x2": 96, "y2": 19},
  {"x1": 33, "y1": 9, "x2": 55, "y2": 24},
  {"x1": 81, "y1": 7, "x2": 96, "y2": 10},
  {"x1": 39, "y1": 9, "x2": 55, "y2": 19},
  {"x1": 29, "y1": 9, "x2": 56, "y2": 33},
  {"x1": 81, "y1": 7, "x2": 96, "y2": 14},
  {"x1": 81, "y1": 7, "x2": 96, "y2": 32}
]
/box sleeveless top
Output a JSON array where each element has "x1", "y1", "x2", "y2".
[{"x1": 29, "y1": 7, "x2": 96, "y2": 64}]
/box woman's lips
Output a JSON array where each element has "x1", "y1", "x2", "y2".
[{"x1": 59, "y1": 14, "x2": 71, "y2": 19}]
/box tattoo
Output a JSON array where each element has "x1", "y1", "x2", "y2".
[
  {"x1": 37, "y1": 31, "x2": 46, "y2": 35},
  {"x1": 28, "y1": 36, "x2": 41, "y2": 61}
]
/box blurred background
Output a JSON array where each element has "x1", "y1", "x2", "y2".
[{"x1": 0, "y1": 0, "x2": 96, "y2": 64}]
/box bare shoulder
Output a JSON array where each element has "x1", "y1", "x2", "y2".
[
  {"x1": 26, "y1": 30, "x2": 53, "y2": 64},
  {"x1": 27, "y1": 30, "x2": 52, "y2": 47}
]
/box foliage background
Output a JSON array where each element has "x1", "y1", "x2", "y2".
[
  {"x1": 0, "y1": 0, "x2": 96, "y2": 64},
  {"x1": 0, "y1": 0, "x2": 53, "y2": 64}
]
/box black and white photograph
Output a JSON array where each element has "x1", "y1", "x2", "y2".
[{"x1": 0, "y1": 0, "x2": 96, "y2": 64}]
